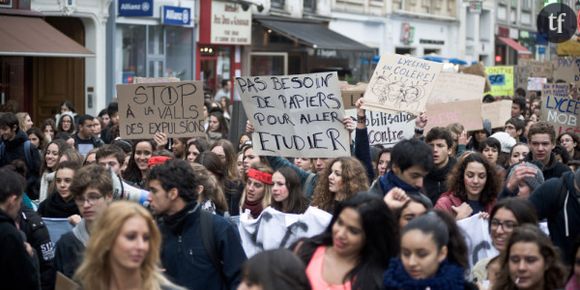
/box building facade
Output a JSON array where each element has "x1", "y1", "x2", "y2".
[{"x1": 494, "y1": 0, "x2": 539, "y2": 64}]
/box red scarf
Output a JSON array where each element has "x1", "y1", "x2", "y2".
[{"x1": 242, "y1": 198, "x2": 263, "y2": 219}]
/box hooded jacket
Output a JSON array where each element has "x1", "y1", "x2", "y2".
[
  {"x1": 529, "y1": 171, "x2": 579, "y2": 265},
  {"x1": 527, "y1": 151, "x2": 571, "y2": 180},
  {"x1": 0, "y1": 130, "x2": 41, "y2": 199},
  {"x1": 0, "y1": 208, "x2": 40, "y2": 290}
]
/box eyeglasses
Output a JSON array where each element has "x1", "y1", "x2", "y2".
[
  {"x1": 74, "y1": 194, "x2": 104, "y2": 206},
  {"x1": 490, "y1": 219, "x2": 517, "y2": 232}
]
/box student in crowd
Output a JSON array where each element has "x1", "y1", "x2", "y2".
[
  {"x1": 240, "y1": 162, "x2": 273, "y2": 218},
  {"x1": 56, "y1": 100, "x2": 76, "y2": 122},
  {"x1": 16, "y1": 112, "x2": 34, "y2": 132},
  {"x1": 37, "y1": 161, "x2": 82, "y2": 224},
  {"x1": 271, "y1": 167, "x2": 309, "y2": 214},
  {"x1": 27, "y1": 127, "x2": 47, "y2": 152},
  {"x1": 171, "y1": 137, "x2": 188, "y2": 159},
  {"x1": 471, "y1": 198, "x2": 539, "y2": 284},
  {"x1": 55, "y1": 164, "x2": 114, "y2": 278},
  {"x1": 206, "y1": 111, "x2": 229, "y2": 142},
  {"x1": 239, "y1": 249, "x2": 312, "y2": 290},
  {"x1": 211, "y1": 140, "x2": 244, "y2": 214},
  {"x1": 493, "y1": 225, "x2": 567, "y2": 290},
  {"x1": 294, "y1": 157, "x2": 314, "y2": 173},
  {"x1": 511, "y1": 96, "x2": 526, "y2": 120},
  {"x1": 38, "y1": 139, "x2": 69, "y2": 202},
  {"x1": 98, "y1": 108, "x2": 110, "y2": 129},
  {"x1": 186, "y1": 138, "x2": 209, "y2": 165},
  {"x1": 83, "y1": 148, "x2": 98, "y2": 165},
  {"x1": 56, "y1": 112, "x2": 75, "y2": 135},
  {"x1": 435, "y1": 153, "x2": 500, "y2": 220},
  {"x1": 74, "y1": 201, "x2": 184, "y2": 290},
  {"x1": 59, "y1": 147, "x2": 84, "y2": 164},
  {"x1": 424, "y1": 127, "x2": 457, "y2": 204},
  {"x1": 148, "y1": 159, "x2": 246, "y2": 290},
  {"x1": 91, "y1": 116, "x2": 102, "y2": 138},
  {"x1": 558, "y1": 132, "x2": 579, "y2": 161},
  {"x1": 369, "y1": 138, "x2": 433, "y2": 207},
  {"x1": 508, "y1": 143, "x2": 530, "y2": 167},
  {"x1": 446, "y1": 122, "x2": 465, "y2": 156},
  {"x1": 383, "y1": 210, "x2": 476, "y2": 290},
  {"x1": 100, "y1": 102, "x2": 119, "y2": 144},
  {"x1": 123, "y1": 139, "x2": 155, "y2": 188},
  {"x1": 294, "y1": 194, "x2": 398, "y2": 290},
  {"x1": 526, "y1": 122, "x2": 570, "y2": 180},
  {"x1": 479, "y1": 137, "x2": 506, "y2": 180},
  {"x1": 96, "y1": 144, "x2": 126, "y2": 176},
  {"x1": 466, "y1": 127, "x2": 490, "y2": 152},
  {"x1": 190, "y1": 163, "x2": 229, "y2": 215},
  {"x1": 529, "y1": 168, "x2": 580, "y2": 265},
  {"x1": 41, "y1": 119, "x2": 57, "y2": 142},
  {"x1": 311, "y1": 157, "x2": 368, "y2": 213},
  {"x1": 388, "y1": 192, "x2": 432, "y2": 229},
  {"x1": 73, "y1": 114, "x2": 104, "y2": 157},
  {"x1": 505, "y1": 117, "x2": 527, "y2": 143},
  {"x1": 504, "y1": 162, "x2": 544, "y2": 199},
  {"x1": 375, "y1": 148, "x2": 391, "y2": 179},
  {"x1": 0, "y1": 168, "x2": 40, "y2": 290}
]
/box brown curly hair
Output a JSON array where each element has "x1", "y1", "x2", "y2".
[
  {"x1": 492, "y1": 224, "x2": 566, "y2": 290},
  {"x1": 446, "y1": 152, "x2": 500, "y2": 207},
  {"x1": 311, "y1": 157, "x2": 369, "y2": 213}
]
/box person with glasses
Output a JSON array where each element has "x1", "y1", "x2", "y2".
[
  {"x1": 471, "y1": 198, "x2": 538, "y2": 288},
  {"x1": 54, "y1": 164, "x2": 113, "y2": 278}
]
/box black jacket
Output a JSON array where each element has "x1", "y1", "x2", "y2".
[
  {"x1": 54, "y1": 231, "x2": 84, "y2": 278},
  {"x1": 0, "y1": 130, "x2": 41, "y2": 199},
  {"x1": 527, "y1": 152, "x2": 571, "y2": 180},
  {"x1": 37, "y1": 192, "x2": 80, "y2": 218},
  {"x1": 19, "y1": 207, "x2": 56, "y2": 290},
  {"x1": 0, "y1": 209, "x2": 40, "y2": 290},
  {"x1": 159, "y1": 203, "x2": 246, "y2": 290},
  {"x1": 529, "y1": 171, "x2": 579, "y2": 265},
  {"x1": 424, "y1": 157, "x2": 457, "y2": 204}
]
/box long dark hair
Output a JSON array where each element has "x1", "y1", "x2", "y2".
[
  {"x1": 488, "y1": 198, "x2": 538, "y2": 233},
  {"x1": 447, "y1": 152, "x2": 500, "y2": 208},
  {"x1": 241, "y1": 249, "x2": 311, "y2": 290},
  {"x1": 122, "y1": 139, "x2": 155, "y2": 185},
  {"x1": 294, "y1": 193, "x2": 397, "y2": 290},
  {"x1": 271, "y1": 167, "x2": 309, "y2": 214}
]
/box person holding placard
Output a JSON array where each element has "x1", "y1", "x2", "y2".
[{"x1": 123, "y1": 140, "x2": 156, "y2": 189}]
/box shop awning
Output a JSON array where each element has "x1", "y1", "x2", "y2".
[
  {"x1": 257, "y1": 18, "x2": 373, "y2": 52},
  {"x1": 498, "y1": 37, "x2": 532, "y2": 55},
  {"x1": 0, "y1": 15, "x2": 94, "y2": 57}
]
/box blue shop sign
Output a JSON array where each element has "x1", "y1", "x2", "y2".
[
  {"x1": 161, "y1": 6, "x2": 191, "y2": 26},
  {"x1": 119, "y1": 0, "x2": 153, "y2": 17}
]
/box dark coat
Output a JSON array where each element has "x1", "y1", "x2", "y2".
[
  {"x1": 0, "y1": 130, "x2": 41, "y2": 199},
  {"x1": 37, "y1": 192, "x2": 80, "y2": 218},
  {"x1": 159, "y1": 204, "x2": 246, "y2": 290},
  {"x1": 0, "y1": 209, "x2": 40, "y2": 290},
  {"x1": 424, "y1": 157, "x2": 457, "y2": 204},
  {"x1": 19, "y1": 207, "x2": 56, "y2": 290},
  {"x1": 54, "y1": 231, "x2": 84, "y2": 278}
]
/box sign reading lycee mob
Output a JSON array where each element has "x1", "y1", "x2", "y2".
[
  {"x1": 362, "y1": 54, "x2": 443, "y2": 115},
  {"x1": 541, "y1": 85, "x2": 579, "y2": 135},
  {"x1": 116, "y1": 81, "x2": 205, "y2": 139},
  {"x1": 236, "y1": 72, "x2": 350, "y2": 158}
]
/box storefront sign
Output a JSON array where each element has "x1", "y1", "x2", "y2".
[
  {"x1": 235, "y1": 72, "x2": 350, "y2": 158},
  {"x1": 161, "y1": 6, "x2": 192, "y2": 26},
  {"x1": 211, "y1": 1, "x2": 251, "y2": 45},
  {"x1": 116, "y1": 81, "x2": 205, "y2": 139},
  {"x1": 118, "y1": 0, "x2": 153, "y2": 17}
]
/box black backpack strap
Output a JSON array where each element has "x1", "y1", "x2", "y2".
[{"x1": 200, "y1": 210, "x2": 228, "y2": 287}]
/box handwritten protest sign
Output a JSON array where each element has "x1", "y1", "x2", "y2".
[
  {"x1": 516, "y1": 60, "x2": 553, "y2": 90},
  {"x1": 362, "y1": 54, "x2": 443, "y2": 115},
  {"x1": 341, "y1": 83, "x2": 367, "y2": 110},
  {"x1": 485, "y1": 66, "x2": 514, "y2": 97},
  {"x1": 542, "y1": 83, "x2": 569, "y2": 98},
  {"x1": 425, "y1": 72, "x2": 485, "y2": 131},
  {"x1": 457, "y1": 215, "x2": 499, "y2": 268},
  {"x1": 345, "y1": 108, "x2": 415, "y2": 147},
  {"x1": 239, "y1": 206, "x2": 332, "y2": 257},
  {"x1": 553, "y1": 57, "x2": 580, "y2": 84},
  {"x1": 527, "y1": 77, "x2": 547, "y2": 91},
  {"x1": 236, "y1": 72, "x2": 350, "y2": 158},
  {"x1": 116, "y1": 81, "x2": 205, "y2": 139},
  {"x1": 541, "y1": 94, "x2": 580, "y2": 135},
  {"x1": 481, "y1": 100, "x2": 513, "y2": 128}
]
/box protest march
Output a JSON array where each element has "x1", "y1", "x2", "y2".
[{"x1": 0, "y1": 52, "x2": 579, "y2": 290}]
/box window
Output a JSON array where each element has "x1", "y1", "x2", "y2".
[
  {"x1": 303, "y1": 0, "x2": 316, "y2": 12},
  {"x1": 522, "y1": 0, "x2": 531, "y2": 11},
  {"x1": 271, "y1": 0, "x2": 285, "y2": 10},
  {"x1": 510, "y1": 8, "x2": 516, "y2": 24},
  {"x1": 497, "y1": 5, "x2": 507, "y2": 21}
]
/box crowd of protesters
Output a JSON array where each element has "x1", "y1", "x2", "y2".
[{"x1": 0, "y1": 83, "x2": 578, "y2": 290}]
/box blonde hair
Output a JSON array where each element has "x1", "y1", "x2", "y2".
[
  {"x1": 190, "y1": 163, "x2": 229, "y2": 213},
  {"x1": 74, "y1": 201, "x2": 183, "y2": 290},
  {"x1": 239, "y1": 162, "x2": 273, "y2": 210},
  {"x1": 15, "y1": 112, "x2": 30, "y2": 132}
]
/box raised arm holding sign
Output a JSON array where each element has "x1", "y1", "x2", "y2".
[{"x1": 236, "y1": 72, "x2": 350, "y2": 158}]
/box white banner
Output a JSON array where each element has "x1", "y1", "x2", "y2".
[
  {"x1": 456, "y1": 215, "x2": 499, "y2": 268},
  {"x1": 238, "y1": 206, "x2": 332, "y2": 257}
]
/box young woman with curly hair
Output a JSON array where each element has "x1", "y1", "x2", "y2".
[
  {"x1": 435, "y1": 152, "x2": 501, "y2": 220},
  {"x1": 311, "y1": 157, "x2": 369, "y2": 213}
]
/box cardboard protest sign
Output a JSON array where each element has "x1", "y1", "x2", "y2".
[
  {"x1": 542, "y1": 83, "x2": 569, "y2": 99},
  {"x1": 236, "y1": 72, "x2": 350, "y2": 158},
  {"x1": 485, "y1": 66, "x2": 514, "y2": 97},
  {"x1": 516, "y1": 60, "x2": 553, "y2": 90},
  {"x1": 553, "y1": 57, "x2": 580, "y2": 84},
  {"x1": 457, "y1": 215, "x2": 499, "y2": 268},
  {"x1": 425, "y1": 72, "x2": 485, "y2": 131},
  {"x1": 116, "y1": 81, "x2": 205, "y2": 139},
  {"x1": 541, "y1": 94, "x2": 580, "y2": 135},
  {"x1": 239, "y1": 206, "x2": 332, "y2": 257},
  {"x1": 345, "y1": 108, "x2": 415, "y2": 147},
  {"x1": 362, "y1": 54, "x2": 443, "y2": 115},
  {"x1": 341, "y1": 83, "x2": 367, "y2": 110},
  {"x1": 481, "y1": 100, "x2": 513, "y2": 129},
  {"x1": 527, "y1": 77, "x2": 547, "y2": 91},
  {"x1": 460, "y1": 62, "x2": 491, "y2": 92}
]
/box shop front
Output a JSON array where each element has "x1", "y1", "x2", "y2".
[{"x1": 494, "y1": 26, "x2": 532, "y2": 65}]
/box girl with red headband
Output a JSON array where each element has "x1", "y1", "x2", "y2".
[{"x1": 240, "y1": 162, "x2": 273, "y2": 218}]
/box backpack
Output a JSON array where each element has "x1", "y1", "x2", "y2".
[{"x1": 0, "y1": 140, "x2": 34, "y2": 171}]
